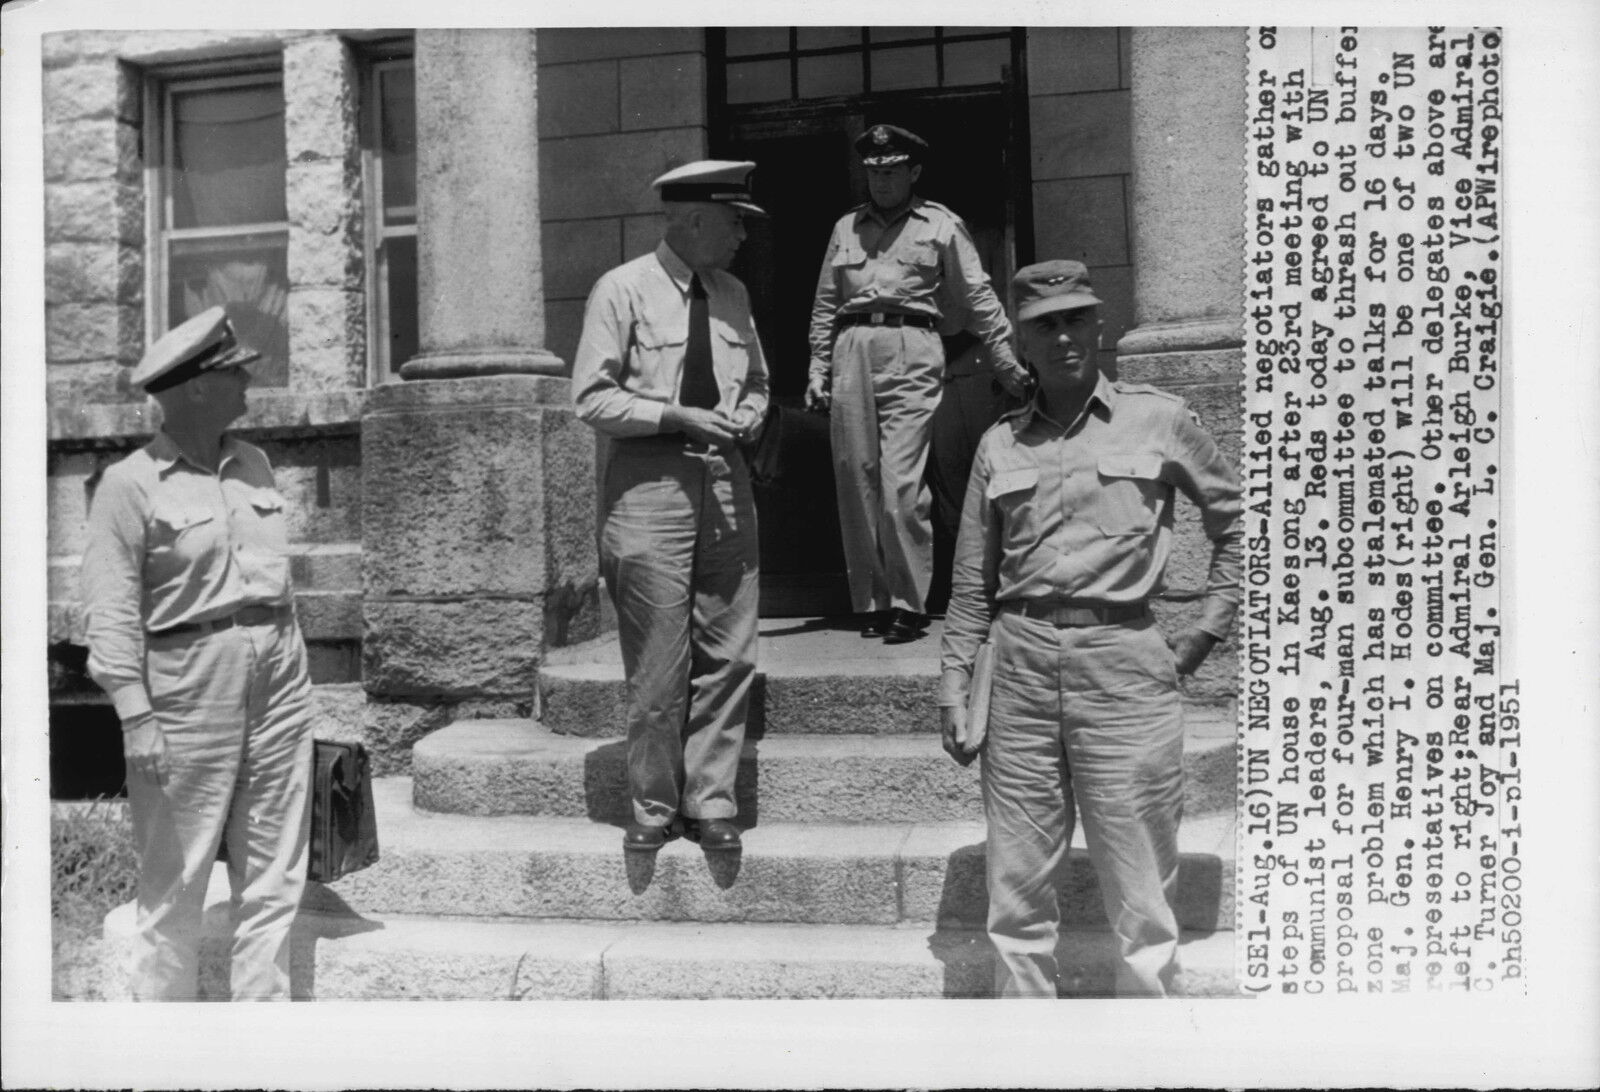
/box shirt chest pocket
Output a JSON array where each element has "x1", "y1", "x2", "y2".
[
  {"x1": 986, "y1": 465, "x2": 1040, "y2": 533},
  {"x1": 1092, "y1": 453, "x2": 1167, "y2": 536},
  {"x1": 631, "y1": 314, "x2": 687, "y2": 392},
  {"x1": 831, "y1": 243, "x2": 869, "y2": 271},
  {"x1": 711, "y1": 317, "x2": 750, "y2": 383},
  {"x1": 149, "y1": 503, "x2": 218, "y2": 564},
  {"x1": 896, "y1": 240, "x2": 941, "y2": 273}
]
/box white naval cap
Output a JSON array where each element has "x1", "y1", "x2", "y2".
[
  {"x1": 651, "y1": 159, "x2": 767, "y2": 216},
  {"x1": 130, "y1": 306, "x2": 261, "y2": 393}
]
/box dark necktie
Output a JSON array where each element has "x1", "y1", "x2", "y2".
[{"x1": 680, "y1": 273, "x2": 719, "y2": 410}]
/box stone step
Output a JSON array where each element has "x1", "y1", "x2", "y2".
[
  {"x1": 308, "y1": 779, "x2": 1236, "y2": 931},
  {"x1": 99, "y1": 871, "x2": 1239, "y2": 1000},
  {"x1": 412, "y1": 720, "x2": 1236, "y2": 822},
  {"x1": 541, "y1": 617, "x2": 1239, "y2": 738}
]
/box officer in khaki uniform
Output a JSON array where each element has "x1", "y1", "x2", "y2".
[
  {"x1": 806, "y1": 124, "x2": 1029, "y2": 644},
  {"x1": 572, "y1": 160, "x2": 769, "y2": 854},
  {"x1": 939, "y1": 262, "x2": 1243, "y2": 997},
  {"x1": 82, "y1": 307, "x2": 314, "y2": 1001}
]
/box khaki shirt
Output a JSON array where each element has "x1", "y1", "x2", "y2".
[
  {"x1": 572, "y1": 241, "x2": 770, "y2": 437},
  {"x1": 82, "y1": 432, "x2": 296, "y2": 722},
  {"x1": 808, "y1": 198, "x2": 1023, "y2": 386},
  {"x1": 939, "y1": 374, "x2": 1244, "y2": 707}
]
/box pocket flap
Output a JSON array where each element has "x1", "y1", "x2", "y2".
[
  {"x1": 635, "y1": 315, "x2": 685, "y2": 349},
  {"x1": 249, "y1": 487, "x2": 286, "y2": 513},
  {"x1": 153, "y1": 506, "x2": 214, "y2": 532},
  {"x1": 986, "y1": 466, "x2": 1039, "y2": 498},
  {"x1": 1097, "y1": 453, "x2": 1164, "y2": 481},
  {"x1": 831, "y1": 243, "x2": 867, "y2": 268}
]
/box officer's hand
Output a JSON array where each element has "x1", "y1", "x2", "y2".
[
  {"x1": 804, "y1": 374, "x2": 831, "y2": 413},
  {"x1": 122, "y1": 714, "x2": 170, "y2": 786},
  {"x1": 941, "y1": 705, "x2": 980, "y2": 767},
  {"x1": 728, "y1": 406, "x2": 763, "y2": 444},
  {"x1": 663, "y1": 405, "x2": 741, "y2": 448},
  {"x1": 1167, "y1": 628, "x2": 1219, "y2": 676},
  {"x1": 995, "y1": 367, "x2": 1032, "y2": 400}
]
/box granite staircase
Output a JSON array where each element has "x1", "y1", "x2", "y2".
[{"x1": 102, "y1": 619, "x2": 1241, "y2": 1000}]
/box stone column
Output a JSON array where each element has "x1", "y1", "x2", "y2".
[
  {"x1": 360, "y1": 30, "x2": 599, "y2": 771},
  {"x1": 402, "y1": 28, "x2": 564, "y2": 379},
  {"x1": 1117, "y1": 27, "x2": 1248, "y2": 704}
]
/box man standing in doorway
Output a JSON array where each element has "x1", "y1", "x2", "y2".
[
  {"x1": 806, "y1": 124, "x2": 1029, "y2": 644},
  {"x1": 82, "y1": 306, "x2": 315, "y2": 1000},
  {"x1": 572, "y1": 160, "x2": 769, "y2": 854},
  {"x1": 939, "y1": 261, "x2": 1243, "y2": 997}
]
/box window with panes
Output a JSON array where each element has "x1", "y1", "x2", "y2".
[
  {"x1": 363, "y1": 52, "x2": 419, "y2": 381},
  {"x1": 148, "y1": 68, "x2": 290, "y2": 386}
]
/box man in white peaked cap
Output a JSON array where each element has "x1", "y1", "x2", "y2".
[
  {"x1": 82, "y1": 306, "x2": 315, "y2": 999},
  {"x1": 572, "y1": 160, "x2": 770, "y2": 853}
]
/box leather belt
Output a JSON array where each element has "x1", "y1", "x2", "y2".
[
  {"x1": 619, "y1": 433, "x2": 716, "y2": 454},
  {"x1": 1001, "y1": 600, "x2": 1149, "y2": 628},
  {"x1": 836, "y1": 311, "x2": 938, "y2": 330},
  {"x1": 149, "y1": 603, "x2": 293, "y2": 641}
]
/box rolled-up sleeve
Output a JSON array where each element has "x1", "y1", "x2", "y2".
[
  {"x1": 82, "y1": 468, "x2": 153, "y2": 722},
  {"x1": 1167, "y1": 409, "x2": 1244, "y2": 639},
  {"x1": 938, "y1": 439, "x2": 1003, "y2": 708},
  {"x1": 807, "y1": 228, "x2": 844, "y2": 382},
  {"x1": 571, "y1": 273, "x2": 666, "y2": 438}
]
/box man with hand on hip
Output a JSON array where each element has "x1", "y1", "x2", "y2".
[
  {"x1": 939, "y1": 261, "x2": 1243, "y2": 997},
  {"x1": 572, "y1": 160, "x2": 769, "y2": 854},
  {"x1": 806, "y1": 124, "x2": 1029, "y2": 645},
  {"x1": 83, "y1": 306, "x2": 315, "y2": 1000}
]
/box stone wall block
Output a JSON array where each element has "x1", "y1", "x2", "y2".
[
  {"x1": 362, "y1": 598, "x2": 546, "y2": 699},
  {"x1": 1026, "y1": 27, "x2": 1122, "y2": 95},
  {"x1": 289, "y1": 545, "x2": 364, "y2": 591},
  {"x1": 542, "y1": 299, "x2": 588, "y2": 370},
  {"x1": 620, "y1": 54, "x2": 705, "y2": 132},
  {"x1": 538, "y1": 61, "x2": 619, "y2": 139},
  {"x1": 541, "y1": 219, "x2": 621, "y2": 300},
  {"x1": 621, "y1": 214, "x2": 663, "y2": 261},
  {"x1": 1030, "y1": 91, "x2": 1132, "y2": 180},
  {"x1": 287, "y1": 288, "x2": 365, "y2": 391},
  {"x1": 46, "y1": 242, "x2": 119, "y2": 305},
  {"x1": 540, "y1": 129, "x2": 705, "y2": 221},
  {"x1": 1031, "y1": 176, "x2": 1130, "y2": 268},
  {"x1": 47, "y1": 181, "x2": 117, "y2": 242},
  {"x1": 283, "y1": 35, "x2": 359, "y2": 166},
  {"x1": 43, "y1": 120, "x2": 118, "y2": 182},
  {"x1": 46, "y1": 361, "x2": 139, "y2": 416},
  {"x1": 287, "y1": 160, "x2": 358, "y2": 238},
  {"x1": 295, "y1": 590, "x2": 363, "y2": 641},
  {"x1": 47, "y1": 302, "x2": 120, "y2": 362},
  {"x1": 540, "y1": 28, "x2": 704, "y2": 65},
  {"x1": 362, "y1": 400, "x2": 548, "y2": 598},
  {"x1": 538, "y1": 407, "x2": 602, "y2": 648},
  {"x1": 43, "y1": 60, "x2": 121, "y2": 121}
]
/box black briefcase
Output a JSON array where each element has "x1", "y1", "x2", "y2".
[
  {"x1": 746, "y1": 403, "x2": 831, "y2": 487},
  {"x1": 308, "y1": 739, "x2": 380, "y2": 883}
]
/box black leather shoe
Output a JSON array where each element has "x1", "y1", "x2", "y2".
[
  {"x1": 882, "y1": 609, "x2": 930, "y2": 644},
  {"x1": 859, "y1": 610, "x2": 891, "y2": 638},
  {"x1": 623, "y1": 822, "x2": 676, "y2": 852},
  {"x1": 682, "y1": 818, "x2": 742, "y2": 852}
]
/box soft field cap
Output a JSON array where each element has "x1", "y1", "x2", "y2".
[{"x1": 1012, "y1": 260, "x2": 1104, "y2": 322}]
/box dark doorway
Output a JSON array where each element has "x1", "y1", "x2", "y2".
[{"x1": 715, "y1": 33, "x2": 1026, "y2": 616}]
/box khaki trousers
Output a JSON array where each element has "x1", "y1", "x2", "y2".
[
  {"x1": 127, "y1": 616, "x2": 313, "y2": 1000},
  {"x1": 981, "y1": 610, "x2": 1185, "y2": 998},
  {"x1": 829, "y1": 325, "x2": 944, "y2": 614},
  {"x1": 599, "y1": 440, "x2": 759, "y2": 826}
]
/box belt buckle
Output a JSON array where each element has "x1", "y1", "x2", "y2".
[{"x1": 869, "y1": 312, "x2": 885, "y2": 326}]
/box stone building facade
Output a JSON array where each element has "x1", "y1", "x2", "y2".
[{"x1": 43, "y1": 27, "x2": 1245, "y2": 783}]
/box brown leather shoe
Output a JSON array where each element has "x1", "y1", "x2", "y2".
[
  {"x1": 682, "y1": 818, "x2": 742, "y2": 852},
  {"x1": 623, "y1": 822, "x2": 676, "y2": 852},
  {"x1": 881, "y1": 609, "x2": 930, "y2": 644}
]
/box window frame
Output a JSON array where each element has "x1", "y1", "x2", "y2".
[
  {"x1": 143, "y1": 62, "x2": 290, "y2": 377},
  {"x1": 361, "y1": 50, "x2": 418, "y2": 385}
]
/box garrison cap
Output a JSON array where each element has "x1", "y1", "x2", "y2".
[
  {"x1": 131, "y1": 306, "x2": 261, "y2": 393},
  {"x1": 1012, "y1": 260, "x2": 1104, "y2": 322},
  {"x1": 652, "y1": 159, "x2": 767, "y2": 215},
  {"x1": 855, "y1": 124, "x2": 927, "y2": 167}
]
